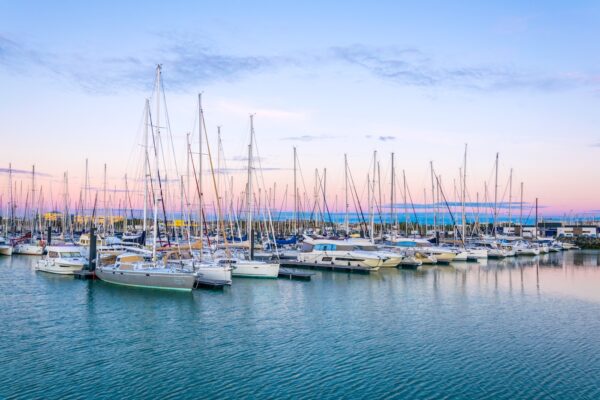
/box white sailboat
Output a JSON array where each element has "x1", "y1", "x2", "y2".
[
  {"x1": 95, "y1": 66, "x2": 196, "y2": 291},
  {"x1": 231, "y1": 115, "x2": 279, "y2": 278}
]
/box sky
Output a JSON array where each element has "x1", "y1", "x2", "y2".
[{"x1": 1, "y1": 0, "x2": 600, "y2": 218}]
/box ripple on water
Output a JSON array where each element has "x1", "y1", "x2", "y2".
[{"x1": 2, "y1": 252, "x2": 600, "y2": 399}]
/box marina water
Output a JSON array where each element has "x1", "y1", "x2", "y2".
[{"x1": 2, "y1": 252, "x2": 600, "y2": 399}]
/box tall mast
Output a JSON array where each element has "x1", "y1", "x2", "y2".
[
  {"x1": 186, "y1": 132, "x2": 191, "y2": 230},
  {"x1": 246, "y1": 115, "x2": 254, "y2": 243},
  {"x1": 493, "y1": 153, "x2": 499, "y2": 237},
  {"x1": 390, "y1": 153, "x2": 395, "y2": 231},
  {"x1": 63, "y1": 172, "x2": 68, "y2": 234},
  {"x1": 520, "y1": 182, "x2": 524, "y2": 229},
  {"x1": 430, "y1": 161, "x2": 436, "y2": 236},
  {"x1": 462, "y1": 144, "x2": 467, "y2": 243},
  {"x1": 293, "y1": 146, "x2": 297, "y2": 234},
  {"x1": 103, "y1": 163, "x2": 107, "y2": 233},
  {"x1": 370, "y1": 151, "x2": 376, "y2": 242},
  {"x1": 323, "y1": 167, "x2": 327, "y2": 220},
  {"x1": 377, "y1": 162, "x2": 382, "y2": 231},
  {"x1": 143, "y1": 99, "x2": 149, "y2": 233},
  {"x1": 152, "y1": 65, "x2": 161, "y2": 262},
  {"x1": 216, "y1": 126, "x2": 221, "y2": 244},
  {"x1": 198, "y1": 93, "x2": 203, "y2": 245},
  {"x1": 508, "y1": 168, "x2": 513, "y2": 230},
  {"x1": 8, "y1": 163, "x2": 13, "y2": 233},
  {"x1": 344, "y1": 153, "x2": 349, "y2": 234},
  {"x1": 423, "y1": 188, "x2": 427, "y2": 235},
  {"x1": 403, "y1": 169, "x2": 408, "y2": 237},
  {"x1": 31, "y1": 164, "x2": 35, "y2": 232},
  {"x1": 535, "y1": 197, "x2": 539, "y2": 239}
]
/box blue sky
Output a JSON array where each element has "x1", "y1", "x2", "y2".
[{"x1": 1, "y1": 0, "x2": 600, "y2": 214}]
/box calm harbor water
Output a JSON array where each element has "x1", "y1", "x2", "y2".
[{"x1": 2, "y1": 251, "x2": 600, "y2": 399}]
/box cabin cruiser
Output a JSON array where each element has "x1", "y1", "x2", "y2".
[
  {"x1": 34, "y1": 246, "x2": 87, "y2": 274},
  {"x1": 96, "y1": 252, "x2": 196, "y2": 291},
  {"x1": 513, "y1": 241, "x2": 540, "y2": 256},
  {"x1": 299, "y1": 237, "x2": 386, "y2": 270},
  {"x1": 0, "y1": 237, "x2": 13, "y2": 256}
]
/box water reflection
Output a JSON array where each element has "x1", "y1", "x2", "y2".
[{"x1": 409, "y1": 251, "x2": 600, "y2": 303}]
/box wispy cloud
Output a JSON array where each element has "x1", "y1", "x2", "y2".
[
  {"x1": 3, "y1": 33, "x2": 599, "y2": 94},
  {"x1": 0, "y1": 34, "x2": 282, "y2": 93},
  {"x1": 0, "y1": 167, "x2": 52, "y2": 177},
  {"x1": 330, "y1": 44, "x2": 593, "y2": 91},
  {"x1": 281, "y1": 134, "x2": 335, "y2": 142},
  {"x1": 366, "y1": 134, "x2": 396, "y2": 141},
  {"x1": 589, "y1": 143, "x2": 600, "y2": 148}
]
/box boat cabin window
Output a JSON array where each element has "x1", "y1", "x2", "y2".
[
  {"x1": 48, "y1": 251, "x2": 59, "y2": 258},
  {"x1": 60, "y1": 252, "x2": 82, "y2": 258},
  {"x1": 314, "y1": 244, "x2": 336, "y2": 251}
]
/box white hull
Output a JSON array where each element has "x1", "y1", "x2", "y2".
[
  {"x1": 34, "y1": 260, "x2": 85, "y2": 275},
  {"x1": 96, "y1": 266, "x2": 196, "y2": 291},
  {"x1": 452, "y1": 251, "x2": 469, "y2": 262},
  {"x1": 516, "y1": 248, "x2": 540, "y2": 256},
  {"x1": 14, "y1": 244, "x2": 44, "y2": 255},
  {"x1": 0, "y1": 245, "x2": 13, "y2": 256},
  {"x1": 232, "y1": 260, "x2": 279, "y2": 278},
  {"x1": 466, "y1": 249, "x2": 488, "y2": 260},
  {"x1": 195, "y1": 265, "x2": 232, "y2": 284}
]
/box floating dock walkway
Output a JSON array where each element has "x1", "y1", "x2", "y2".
[{"x1": 278, "y1": 268, "x2": 314, "y2": 281}]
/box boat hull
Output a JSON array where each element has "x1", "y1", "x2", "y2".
[
  {"x1": 96, "y1": 267, "x2": 195, "y2": 291},
  {"x1": 0, "y1": 245, "x2": 13, "y2": 256},
  {"x1": 232, "y1": 261, "x2": 279, "y2": 278},
  {"x1": 34, "y1": 260, "x2": 84, "y2": 275},
  {"x1": 195, "y1": 265, "x2": 232, "y2": 284},
  {"x1": 14, "y1": 244, "x2": 44, "y2": 255}
]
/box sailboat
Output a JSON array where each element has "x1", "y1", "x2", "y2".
[
  {"x1": 13, "y1": 165, "x2": 45, "y2": 255},
  {"x1": 96, "y1": 66, "x2": 196, "y2": 291},
  {"x1": 230, "y1": 115, "x2": 279, "y2": 278}
]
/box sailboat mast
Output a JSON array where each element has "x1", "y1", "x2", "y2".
[
  {"x1": 344, "y1": 153, "x2": 349, "y2": 234},
  {"x1": 462, "y1": 144, "x2": 467, "y2": 242},
  {"x1": 152, "y1": 65, "x2": 161, "y2": 261},
  {"x1": 390, "y1": 153, "x2": 395, "y2": 231},
  {"x1": 8, "y1": 164, "x2": 13, "y2": 233},
  {"x1": 103, "y1": 163, "x2": 107, "y2": 233},
  {"x1": 370, "y1": 151, "x2": 376, "y2": 243},
  {"x1": 293, "y1": 146, "x2": 297, "y2": 234},
  {"x1": 323, "y1": 167, "x2": 327, "y2": 220},
  {"x1": 31, "y1": 164, "x2": 35, "y2": 233},
  {"x1": 403, "y1": 169, "x2": 408, "y2": 237},
  {"x1": 143, "y1": 99, "x2": 149, "y2": 234},
  {"x1": 246, "y1": 116, "x2": 254, "y2": 244},
  {"x1": 430, "y1": 161, "x2": 436, "y2": 236},
  {"x1": 493, "y1": 153, "x2": 499, "y2": 237},
  {"x1": 508, "y1": 168, "x2": 513, "y2": 229},
  {"x1": 198, "y1": 93, "x2": 204, "y2": 247},
  {"x1": 520, "y1": 182, "x2": 524, "y2": 229}
]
